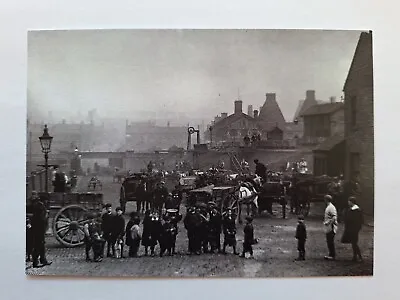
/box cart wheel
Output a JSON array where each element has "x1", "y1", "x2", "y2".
[{"x1": 52, "y1": 204, "x2": 88, "y2": 247}]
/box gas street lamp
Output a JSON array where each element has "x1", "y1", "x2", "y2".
[{"x1": 39, "y1": 124, "x2": 53, "y2": 193}]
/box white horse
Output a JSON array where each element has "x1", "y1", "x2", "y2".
[{"x1": 238, "y1": 179, "x2": 260, "y2": 224}]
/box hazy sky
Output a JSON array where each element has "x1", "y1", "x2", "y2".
[{"x1": 28, "y1": 29, "x2": 361, "y2": 122}]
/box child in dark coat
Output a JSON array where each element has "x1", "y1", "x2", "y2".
[
  {"x1": 240, "y1": 216, "x2": 255, "y2": 259},
  {"x1": 295, "y1": 215, "x2": 307, "y2": 260}
]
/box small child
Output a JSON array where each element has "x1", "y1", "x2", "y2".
[
  {"x1": 127, "y1": 213, "x2": 142, "y2": 257},
  {"x1": 84, "y1": 213, "x2": 104, "y2": 262},
  {"x1": 295, "y1": 215, "x2": 307, "y2": 260},
  {"x1": 240, "y1": 216, "x2": 255, "y2": 259}
]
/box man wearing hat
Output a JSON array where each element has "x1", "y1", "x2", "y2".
[
  {"x1": 323, "y1": 194, "x2": 338, "y2": 260},
  {"x1": 153, "y1": 181, "x2": 168, "y2": 215},
  {"x1": 254, "y1": 159, "x2": 267, "y2": 183},
  {"x1": 207, "y1": 202, "x2": 222, "y2": 253},
  {"x1": 101, "y1": 203, "x2": 114, "y2": 257},
  {"x1": 240, "y1": 216, "x2": 255, "y2": 259},
  {"x1": 30, "y1": 191, "x2": 52, "y2": 268}
]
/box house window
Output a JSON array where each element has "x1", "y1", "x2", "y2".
[{"x1": 351, "y1": 96, "x2": 357, "y2": 127}]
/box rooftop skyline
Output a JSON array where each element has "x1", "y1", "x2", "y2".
[{"x1": 28, "y1": 29, "x2": 361, "y2": 123}]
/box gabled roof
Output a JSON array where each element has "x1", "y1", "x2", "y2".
[
  {"x1": 294, "y1": 100, "x2": 326, "y2": 121},
  {"x1": 343, "y1": 31, "x2": 373, "y2": 91},
  {"x1": 313, "y1": 134, "x2": 345, "y2": 152},
  {"x1": 258, "y1": 96, "x2": 286, "y2": 131},
  {"x1": 212, "y1": 112, "x2": 258, "y2": 129},
  {"x1": 301, "y1": 102, "x2": 344, "y2": 117}
]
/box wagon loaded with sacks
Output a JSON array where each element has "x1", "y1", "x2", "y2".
[{"x1": 26, "y1": 191, "x2": 104, "y2": 247}]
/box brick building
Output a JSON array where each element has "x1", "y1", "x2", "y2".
[
  {"x1": 343, "y1": 31, "x2": 374, "y2": 213},
  {"x1": 208, "y1": 100, "x2": 261, "y2": 145},
  {"x1": 300, "y1": 101, "x2": 344, "y2": 145},
  {"x1": 124, "y1": 121, "x2": 187, "y2": 152}
]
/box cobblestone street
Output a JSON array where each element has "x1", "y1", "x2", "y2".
[{"x1": 26, "y1": 176, "x2": 373, "y2": 277}]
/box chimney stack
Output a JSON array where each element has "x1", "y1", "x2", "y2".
[
  {"x1": 253, "y1": 110, "x2": 259, "y2": 118},
  {"x1": 221, "y1": 112, "x2": 228, "y2": 119},
  {"x1": 306, "y1": 90, "x2": 316, "y2": 101},
  {"x1": 247, "y1": 105, "x2": 253, "y2": 117},
  {"x1": 234, "y1": 100, "x2": 243, "y2": 114},
  {"x1": 330, "y1": 96, "x2": 336, "y2": 103},
  {"x1": 266, "y1": 93, "x2": 276, "y2": 102}
]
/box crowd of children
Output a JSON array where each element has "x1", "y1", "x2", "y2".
[
  {"x1": 83, "y1": 202, "x2": 258, "y2": 261},
  {"x1": 83, "y1": 193, "x2": 364, "y2": 263}
]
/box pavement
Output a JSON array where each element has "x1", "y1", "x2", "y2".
[{"x1": 26, "y1": 175, "x2": 374, "y2": 277}]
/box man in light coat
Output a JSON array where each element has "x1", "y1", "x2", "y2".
[{"x1": 323, "y1": 194, "x2": 338, "y2": 260}]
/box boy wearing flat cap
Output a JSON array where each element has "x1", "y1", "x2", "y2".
[
  {"x1": 240, "y1": 216, "x2": 255, "y2": 259},
  {"x1": 295, "y1": 215, "x2": 307, "y2": 260}
]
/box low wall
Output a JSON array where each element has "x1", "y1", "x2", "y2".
[{"x1": 194, "y1": 148, "x2": 314, "y2": 172}]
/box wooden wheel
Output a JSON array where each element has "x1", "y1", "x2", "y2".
[{"x1": 52, "y1": 205, "x2": 88, "y2": 247}]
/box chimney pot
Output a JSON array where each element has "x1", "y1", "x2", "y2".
[
  {"x1": 266, "y1": 93, "x2": 276, "y2": 102},
  {"x1": 234, "y1": 100, "x2": 243, "y2": 114},
  {"x1": 306, "y1": 90, "x2": 316, "y2": 101},
  {"x1": 247, "y1": 105, "x2": 253, "y2": 117}
]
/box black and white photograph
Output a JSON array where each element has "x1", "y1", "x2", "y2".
[{"x1": 25, "y1": 29, "x2": 374, "y2": 277}]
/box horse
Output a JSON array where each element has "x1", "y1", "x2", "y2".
[{"x1": 237, "y1": 177, "x2": 260, "y2": 224}]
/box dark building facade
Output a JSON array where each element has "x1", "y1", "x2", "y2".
[
  {"x1": 343, "y1": 31, "x2": 374, "y2": 213},
  {"x1": 300, "y1": 102, "x2": 344, "y2": 145},
  {"x1": 313, "y1": 135, "x2": 345, "y2": 177}
]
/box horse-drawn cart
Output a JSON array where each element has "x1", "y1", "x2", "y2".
[
  {"x1": 186, "y1": 185, "x2": 240, "y2": 219},
  {"x1": 119, "y1": 173, "x2": 147, "y2": 213},
  {"x1": 258, "y1": 180, "x2": 287, "y2": 218},
  {"x1": 27, "y1": 192, "x2": 104, "y2": 247},
  {"x1": 289, "y1": 173, "x2": 334, "y2": 217}
]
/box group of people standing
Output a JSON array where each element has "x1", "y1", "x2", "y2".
[
  {"x1": 83, "y1": 201, "x2": 257, "y2": 261},
  {"x1": 295, "y1": 194, "x2": 364, "y2": 262}
]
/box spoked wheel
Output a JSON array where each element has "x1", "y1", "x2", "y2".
[{"x1": 52, "y1": 205, "x2": 88, "y2": 247}]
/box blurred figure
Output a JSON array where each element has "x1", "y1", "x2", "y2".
[{"x1": 295, "y1": 215, "x2": 307, "y2": 261}]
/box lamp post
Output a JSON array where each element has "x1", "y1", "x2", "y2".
[{"x1": 39, "y1": 124, "x2": 53, "y2": 193}]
